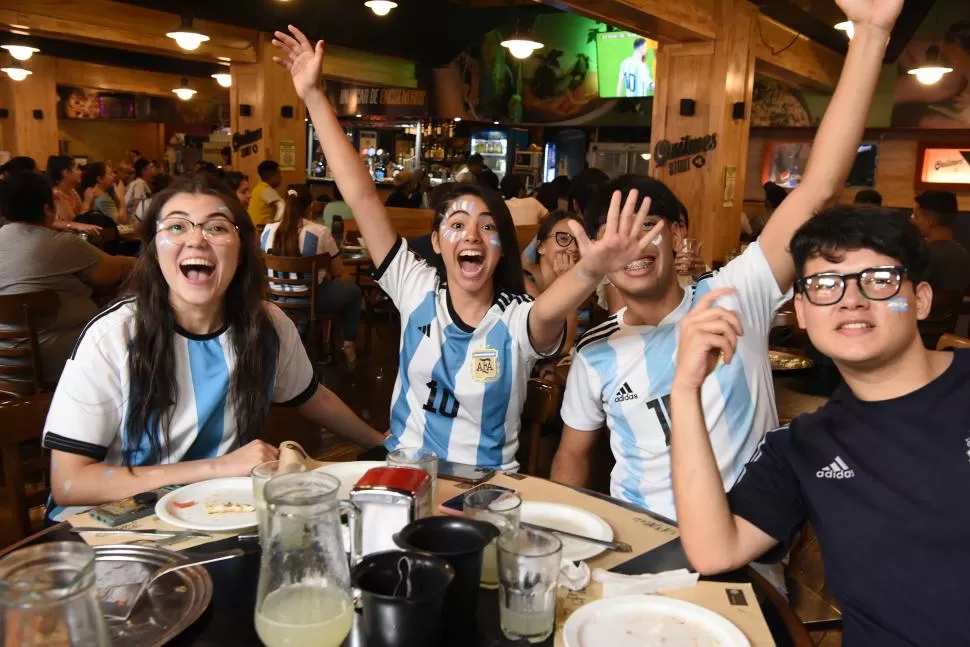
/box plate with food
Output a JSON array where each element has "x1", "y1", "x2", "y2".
[
  {"x1": 562, "y1": 595, "x2": 750, "y2": 647},
  {"x1": 155, "y1": 478, "x2": 256, "y2": 532},
  {"x1": 769, "y1": 349, "x2": 814, "y2": 372}
]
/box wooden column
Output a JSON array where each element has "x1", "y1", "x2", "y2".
[
  {"x1": 230, "y1": 33, "x2": 307, "y2": 190},
  {"x1": 650, "y1": 0, "x2": 758, "y2": 264},
  {"x1": 0, "y1": 55, "x2": 59, "y2": 164}
]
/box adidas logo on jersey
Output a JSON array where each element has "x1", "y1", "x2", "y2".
[
  {"x1": 816, "y1": 456, "x2": 855, "y2": 479},
  {"x1": 418, "y1": 324, "x2": 432, "y2": 339},
  {"x1": 614, "y1": 382, "x2": 638, "y2": 403}
]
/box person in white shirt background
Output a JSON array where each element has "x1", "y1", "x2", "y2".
[
  {"x1": 125, "y1": 158, "x2": 157, "y2": 221},
  {"x1": 501, "y1": 174, "x2": 548, "y2": 226},
  {"x1": 616, "y1": 38, "x2": 653, "y2": 98}
]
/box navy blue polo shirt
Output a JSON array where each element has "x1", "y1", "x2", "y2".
[{"x1": 728, "y1": 350, "x2": 970, "y2": 646}]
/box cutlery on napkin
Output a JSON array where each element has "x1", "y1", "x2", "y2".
[{"x1": 592, "y1": 568, "x2": 699, "y2": 597}]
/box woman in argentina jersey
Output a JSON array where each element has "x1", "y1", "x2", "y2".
[
  {"x1": 274, "y1": 26, "x2": 664, "y2": 469},
  {"x1": 43, "y1": 173, "x2": 385, "y2": 517}
]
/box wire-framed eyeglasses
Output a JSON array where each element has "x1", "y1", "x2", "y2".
[
  {"x1": 544, "y1": 231, "x2": 577, "y2": 248},
  {"x1": 156, "y1": 216, "x2": 239, "y2": 245},
  {"x1": 796, "y1": 266, "x2": 907, "y2": 306}
]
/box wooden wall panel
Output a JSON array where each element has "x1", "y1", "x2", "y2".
[
  {"x1": 546, "y1": 0, "x2": 717, "y2": 42},
  {"x1": 0, "y1": 56, "x2": 59, "y2": 164},
  {"x1": 59, "y1": 121, "x2": 164, "y2": 164},
  {"x1": 324, "y1": 45, "x2": 419, "y2": 89},
  {"x1": 54, "y1": 59, "x2": 226, "y2": 101}
]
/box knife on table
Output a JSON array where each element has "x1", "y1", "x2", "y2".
[{"x1": 520, "y1": 521, "x2": 632, "y2": 552}]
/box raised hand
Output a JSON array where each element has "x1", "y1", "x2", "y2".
[
  {"x1": 835, "y1": 0, "x2": 903, "y2": 31},
  {"x1": 272, "y1": 25, "x2": 325, "y2": 101},
  {"x1": 568, "y1": 189, "x2": 664, "y2": 278},
  {"x1": 672, "y1": 288, "x2": 744, "y2": 391}
]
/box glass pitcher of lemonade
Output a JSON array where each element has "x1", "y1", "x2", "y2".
[{"x1": 254, "y1": 472, "x2": 361, "y2": 647}]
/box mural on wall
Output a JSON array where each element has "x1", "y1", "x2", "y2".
[
  {"x1": 892, "y1": 18, "x2": 970, "y2": 128},
  {"x1": 57, "y1": 86, "x2": 229, "y2": 135},
  {"x1": 750, "y1": 78, "x2": 813, "y2": 127}
]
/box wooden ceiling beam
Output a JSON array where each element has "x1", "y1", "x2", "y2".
[
  {"x1": 0, "y1": 0, "x2": 257, "y2": 64},
  {"x1": 754, "y1": 15, "x2": 842, "y2": 90},
  {"x1": 543, "y1": 0, "x2": 718, "y2": 43},
  {"x1": 53, "y1": 58, "x2": 228, "y2": 101}
]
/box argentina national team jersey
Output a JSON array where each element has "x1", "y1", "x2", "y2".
[
  {"x1": 260, "y1": 220, "x2": 340, "y2": 293},
  {"x1": 43, "y1": 298, "x2": 316, "y2": 469},
  {"x1": 561, "y1": 242, "x2": 790, "y2": 520},
  {"x1": 376, "y1": 239, "x2": 557, "y2": 470}
]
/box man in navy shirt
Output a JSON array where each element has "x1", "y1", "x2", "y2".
[{"x1": 669, "y1": 207, "x2": 970, "y2": 646}]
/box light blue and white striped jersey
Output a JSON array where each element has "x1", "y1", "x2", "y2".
[
  {"x1": 377, "y1": 239, "x2": 558, "y2": 470},
  {"x1": 561, "y1": 242, "x2": 790, "y2": 521},
  {"x1": 43, "y1": 298, "x2": 316, "y2": 468},
  {"x1": 260, "y1": 219, "x2": 339, "y2": 292}
]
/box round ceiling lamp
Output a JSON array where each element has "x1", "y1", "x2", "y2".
[
  {"x1": 1, "y1": 44, "x2": 39, "y2": 61},
  {"x1": 212, "y1": 72, "x2": 232, "y2": 88},
  {"x1": 172, "y1": 77, "x2": 197, "y2": 100},
  {"x1": 364, "y1": 1, "x2": 398, "y2": 16},
  {"x1": 907, "y1": 45, "x2": 953, "y2": 86},
  {"x1": 501, "y1": 25, "x2": 543, "y2": 60},
  {"x1": 166, "y1": 16, "x2": 210, "y2": 51},
  {"x1": 834, "y1": 21, "x2": 853, "y2": 40},
  {"x1": 1, "y1": 65, "x2": 31, "y2": 81}
]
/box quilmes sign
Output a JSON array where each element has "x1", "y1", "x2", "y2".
[{"x1": 653, "y1": 134, "x2": 718, "y2": 176}]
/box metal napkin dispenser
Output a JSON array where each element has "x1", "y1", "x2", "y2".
[{"x1": 351, "y1": 466, "x2": 432, "y2": 558}]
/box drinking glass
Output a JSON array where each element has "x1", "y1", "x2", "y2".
[
  {"x1": 678, "y1": 237, "x2": 699, "y2": 276},
  {"x1": 0, "y1": 542, "x2": 110, "y2": 646},
  {"x1": 497, "y1": 528, "x2": 562, "y2": 643},
  {"x1": 255, "y1": 472, "x2": 361, "y2": 647},
  {"x1": 387, "y1": 448, "x2": 438, "y2": 515},
  {"x1": 252, "y1": 460, "x2": 307, "y2": 547},
  {"x1": 464, "y1": 490, "x2": 521, "y2": 590}
]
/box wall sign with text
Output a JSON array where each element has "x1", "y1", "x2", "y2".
[
  {"x1": 917, "y1": 145, "x2": 970, "y2": 190},
  {"x1": 653, "y1": 134, "x2": 718, "y2": 176},
  {"x1": 326, "y1": 81, "x2": 428, "y2": 118}
]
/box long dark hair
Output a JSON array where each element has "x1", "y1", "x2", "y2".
[
  {"x1": 46, "y1": 155, "x2": 75, "y2": 186},
  {"x1": 122, "y1": 172, "x2": 278, "y2": 466},
  {"x1": 432, "y1": 183, "x2": 525, "y2": 295},
  {"x1": 80, "y1": 162, "x2": 107, "y2": 194},
  {"x1": 536, "y1": 209, "x2": 582, "y2": 245},
  {"x1": 274, "y1": 184, "x2": 312, "y2": 257}
]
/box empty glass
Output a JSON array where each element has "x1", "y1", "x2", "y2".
[
  {"x1": 0, "y1": 542, "x2": 110, "y2": 646},
  {"x1": 252, "y1": 460, "x2": 307, "y2": 546},
  {"x1": 497, "y1": 528, "x2": 562, "y2": 643},
  {"x1": 387, "y1": 448, "x2": 439, "y2": 514},
  {"x1": 255, "y1": 472, "x2": 361, "y2": 647},
  {"x1": 464, "y1": 489, "x2": 521, "y2": 589}
]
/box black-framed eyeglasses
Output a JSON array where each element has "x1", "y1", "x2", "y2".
[
  {"x1": 545, "y1": 231, "x2": 576, "y2": 248},
  {"x1": 796, "y1": 266, "x2": 907, "y2": 306}
]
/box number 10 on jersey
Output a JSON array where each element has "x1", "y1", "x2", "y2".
[{"x1": 423, "y1": 380, "x2": 460, "y2": 418}]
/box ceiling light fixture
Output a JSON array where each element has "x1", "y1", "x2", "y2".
[
  {"x1": 501, "y1": 21, "x2": 543, "y2": 60},
  {"x1": 1, "y1": 44, "x2": 39, "y2": 61},
  {"x1": 212, "y1": 72, "x2": 232, "y2": 88},
  {"x1": 834, "y1": 21, "x2": 854, "y2": 40},
  {"x1": 1, "y1": 65, "x2": 31, "y2": 81},
  {"x1": 453, "y1": 117, "x2": 462, "y2": 122},
  {"x1": 907, "y1": 45, "x2": 953, "y2": 86},
  {"x1": 364, "y1": 1, "x2": 398, "y2": 17},
  {"x1": 166, "y1": 16, "x2": 210, "y2": 51},
  {"x1": 172, "y1": 77, "x2": 197, "y2": 100}
]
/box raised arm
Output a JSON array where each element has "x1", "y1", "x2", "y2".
[
  {"x1": 669, "y1": 288, "x2": 778, "y2": 573},
  {"x1": 759, "y1": 0, "x2": 903, "y2": 291},
  {"x1": 528, "y1": 190, "x2": 662, "y2": 352},
  {"x1": 272, "y1": 26, "x2": 397, "y2": 266}
]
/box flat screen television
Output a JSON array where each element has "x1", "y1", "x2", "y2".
[
  {"x1": 763, "y1": 141, "x2": 879, "y2": 189},
  {"x1": 596, "y1": 32, "x2": 658, "y2": 99}
]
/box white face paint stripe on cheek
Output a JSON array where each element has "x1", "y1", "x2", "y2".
[
  {"x1": 887, "y1": 297, "x2": 909, "y2": 313},
  {"x1": 652, "y1": 233, "x2": 663, "y2": 246}
]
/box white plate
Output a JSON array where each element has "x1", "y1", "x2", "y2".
[
  {"x1": 519, "y1": 501, "x2": 614, "y2": 562},
  {"x1": 563, "y1": 595, "x2": 751, "y2": 647},
  {"x1": 313, "y1": 461, "x2": 385, "y2": 499},
  {"x1": 155, "y1": 477, "x2": 257, "y2": 532}
]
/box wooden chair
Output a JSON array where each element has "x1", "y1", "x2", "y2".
[
  {"x1": 261, "y1": 253, "x2": 332, "y2": 366},
  {"x1": 0, "y1": 393, "x2": 53, "y2": 541},
  {"x1": 937, "y1": 333, "x2": 970, "y2": 351},
  {"x1": 515, "y1": 224, "x2": 539, "y2": 254},
  {"x1": 0, "y1": 290, "x2": 60, "y2": 399},
  {"x1": 517, "y1": 378, "x2": 563, "y2": 477}
]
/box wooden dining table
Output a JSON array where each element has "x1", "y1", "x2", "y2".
[{"x1": 2, "y1": 470, "x2": 811, "y2": 647}]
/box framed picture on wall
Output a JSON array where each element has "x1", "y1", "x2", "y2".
[{"x1": 916, "y1": 143, "x2": 970, "y2": 191}]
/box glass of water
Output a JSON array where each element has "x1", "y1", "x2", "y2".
[
  {"x1": 464, "y1": 489, "x2": 521, "y2": 589},
  {"x1": 497, "y1": 527, "x2": 562, "y2": 643},
  {"x1": 252, "y1": 460, "x2": 306, "y2": 545},
  {"x1": 387, "y1": 448, "x2": 438, "y2": 515}
]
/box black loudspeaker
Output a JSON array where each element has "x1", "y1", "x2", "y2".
[
  {"x1": 281, "y1": 105, "x2": 294, "y2": 118},
  {"x1": 732, "y1": 102, "x2": 746, "y2": 120},
  {"x1": 239, "y1": 104, "x2": 253, "y2": 117},
  {"x1": 679, "y1": 99, "x2": 696, "y2": 117},
  {"x1": 0, "y1": 109, "x2": 8, "y2": 118},
  {"x1": 32, "y1": 109, "x2": 44, "y2": 119}
]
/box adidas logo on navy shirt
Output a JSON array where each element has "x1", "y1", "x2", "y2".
[
  {"x1": 816, "y1": 456, "x2": 855, "y2": 479},
  {"x1": 614, "y1": 382, "x2": 638, "y2": 403}
]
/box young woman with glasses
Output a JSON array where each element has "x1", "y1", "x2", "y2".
[{"x1": 41, "y1": 173, "x2": 384, "y2": 518}]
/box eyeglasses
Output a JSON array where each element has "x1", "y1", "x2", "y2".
[
  {"x1": 545, "y1": 231, "x2": 576, "y2": 248},
  {"x1": 796, "y1": 266, "x2": 907, "y2": 306},
  {"x1": 156, "y1": 216, "x2": 239, "y2": 245}
]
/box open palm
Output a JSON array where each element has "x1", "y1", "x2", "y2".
[
  {"x1": 568, "y1": 189, "x2": 665, "y2": 277},
  {"x1": 272, "y1": 25, "x2": 324, "y2": 101},
  {"x1": 835, "y1": 0, "x2": 903, "y2": 30}
]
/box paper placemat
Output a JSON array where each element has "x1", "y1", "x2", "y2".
[
  {"x1": 66, "y1": 509, "x2": 239, "y2": 551},
  {"x1": 555, "y1": 582, "x2": 775, "y2": 647}
]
